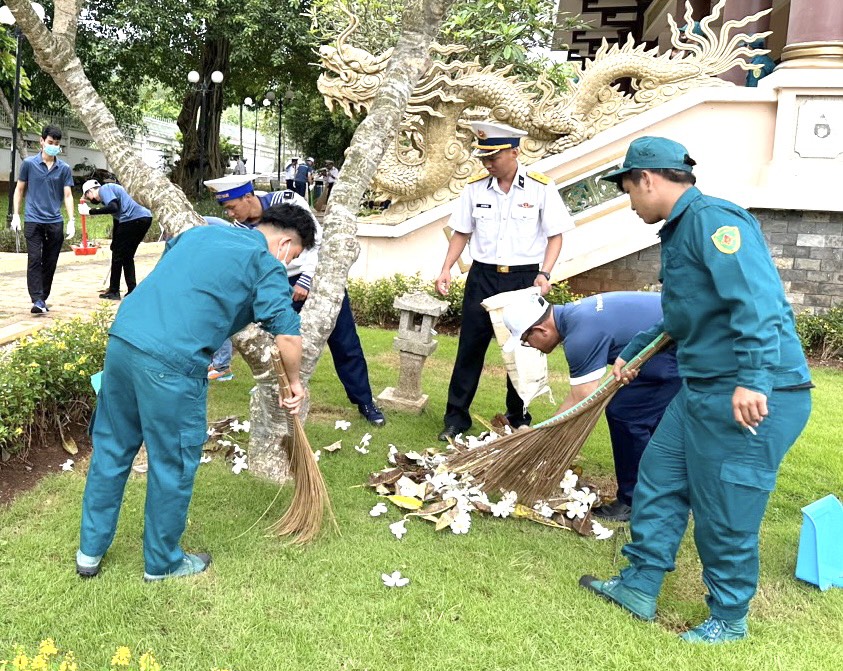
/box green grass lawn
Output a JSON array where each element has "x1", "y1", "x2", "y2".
[{"x1": 1, "y1": 327, "x2": 842, "y2": 670}]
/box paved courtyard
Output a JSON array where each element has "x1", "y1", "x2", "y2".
[{"x1": 0, "y1": 242, "x2": 164, "y2": 331}]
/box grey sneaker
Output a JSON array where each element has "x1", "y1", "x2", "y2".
[
  {"x1": 76, "y1": 550, "x2": 103, "y2": 578},
  {"x1": 143, "y1": 552, "x2": 212, "y2": 582}
]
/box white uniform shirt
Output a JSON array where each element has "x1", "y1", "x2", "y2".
[{"x1": 449, "y1": 162, "x2": 573, "y2": 265}]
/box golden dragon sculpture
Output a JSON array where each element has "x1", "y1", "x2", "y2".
[{"x1": 317, "y1": 0, "x2": 772, "y2": 222}]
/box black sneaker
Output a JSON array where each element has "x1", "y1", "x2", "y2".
[
  {"x1": 505, "y1": 412, "x2": 532, "y2": 429},
  {"x1": 438, "y1": 425, "x2": 465, "y2": 442},
  {"x1": 31, "y1": 299, "x2": 48, "y2": 314},
  {"x1": 99, "y1": 291, "x2": 121, "y2": 301},
  {"x1": 358, "y1": 403, "x2": 386, "y2": 426},
  {"x1": 593, "y1": 499, "x2": 632, "y2": 522}
]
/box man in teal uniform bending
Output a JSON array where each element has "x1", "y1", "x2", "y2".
[
  {"x1": 579, "y1": 137, "x2": 812, "y2": 643},
  {"x1": 76, "y1": 204, "x2": 316, "y2": 582}
]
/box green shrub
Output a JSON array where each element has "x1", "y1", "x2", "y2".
[
  {"x1": 346, "y1": 273, "x2": 577, "y2": 330},
  {"x1": 796, "y1": 306, "x2": 843, "y2": 361},
  {"x1": 0, "y1": 308, "x2": 111, "y2": 456}
]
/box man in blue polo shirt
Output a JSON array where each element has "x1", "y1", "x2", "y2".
[
  {"x1": 502, "y1": 291, "x2": 681, "y2": 521},
  {"x1": 76, "y1": 203, "x2": 315, "y2": 582},
  {"x1": 80, "y1": 179, "x2": 153, "y2": 300},
  {"x1": 293, "y1": 157, "x2": 314, "y2": 199},
  {"x1": 11, "y1": 124, "x2": 76, "y2": 314}
]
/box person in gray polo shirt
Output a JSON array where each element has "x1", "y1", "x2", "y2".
[{"x1": 11, "y1": 124, "x2": 76, "y2": 314}]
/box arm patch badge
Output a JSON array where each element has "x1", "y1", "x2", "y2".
[{"x1": 711, "y1": 226, "x2": 741, "y2": 254}]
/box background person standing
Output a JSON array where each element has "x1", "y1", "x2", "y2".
[
  {"x1": 80, "y1": 180, "x2": 153, "y2": 300},
  {"x1": 293, "y1": 158, "x2": 314, "y2": 199},
  {"x1": 435, "y1": 121, "x2": 574, "y2": 441},
  {"x1": 11, "y1": 124, "x2": 75, "y2": 314}
]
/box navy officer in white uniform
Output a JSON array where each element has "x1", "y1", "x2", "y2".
[{"x1": 435, "y1": 121, "x2": 575, "y2": 441}]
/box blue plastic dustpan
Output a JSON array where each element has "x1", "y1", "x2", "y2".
[{"x1": 795, "y1": 494, "x2": 843, "y2": 591}]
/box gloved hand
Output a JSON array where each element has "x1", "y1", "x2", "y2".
[
  {"x1": 65, "y1": 219, "x2": 75, "y2": 240},
  {"x1": 78, "y1": 202, "x2": 90, "y2": 216},
  {"x1": 10, "y1": 214, "x2": 21, "y2": 232}
]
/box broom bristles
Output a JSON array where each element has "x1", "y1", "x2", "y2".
[
  {"x1": 446, "y1": 333, "x2": 671, "y2": 504},
  {"x1": 266, "y1": 352, "x2": 338, "y2": 544}
]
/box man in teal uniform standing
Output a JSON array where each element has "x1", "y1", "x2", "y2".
[
  {"x1": 579, "y1": 137, "x2": 812, "y2": 643},
  {"x1": 76, "y1": 204, "x2": 316, "y2": 582}
]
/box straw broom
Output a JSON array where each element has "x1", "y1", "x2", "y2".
[
  {"x1": 446, "y1": 333, "x2": 672, "y2": 504},
  {"x1": 265, "y1": 351, "x2": 338, "y2": 544}
]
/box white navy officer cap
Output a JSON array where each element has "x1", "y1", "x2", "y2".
[
  {"x1": 204, "y1": 174, "x2": 261, "y2": 204},
  {"x1": 501, "y1": 293, "x2": 550, "y2": 353},
  {"x1": 471, "y1": 121, "x2": 528, "y2": 158}
]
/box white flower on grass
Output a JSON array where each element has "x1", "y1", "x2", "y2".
[
  {"x1": 533, "y1": 501, "x2": 554, "y2": 519},
  {"x1": 230, "y1": 419, "x2": 251, "y2": 433},
  {"x1": 592, "y1": 521, "x2": 614, "y2": 540},
  {"x1": 381, "y1": 570, "x2": 410, "y2": 588},
  {"x1": 354, "y1": 445, "x2": 370, "y2": 455},
  {"x1": 60, "y1": 459, "x2": 74, "y2": 472},
  {"x1": 560, "y1": 469, "x2": 579, "y2": 494},
  {"x1": 335, "y1": 420, "x2": 351, "y2": 431},
  {"x1": 232, "y1": 454, "x2": 248, "y2": 475},
  {"x1": 389, "y1": 519, "x2": 408, "y2": 540},
  {"x1": 199, "y1": 454, "x2": 212, "y2": 464},
  {"x1": 387, "y1": 444, "x2": 398, "y2": 465},
  {"x1": 218, "y1": 439, "x2": 232, "y2": 447},
  {"x1": 232, "y1": 444, "x2": 245, "y2": 456},
  {"x1": 369, "y1": 502, "x2": 388, "y2": 517},
  {"x1": 313, "y1": 450, "x2": 321, "y2": 462},
  {"x1": 450, "y1": 511, "x2": 472, "y2": 534},
  {"x1": 360, "y1": 432, "x2": 372, "y2": 447},
  {"x1": 565, "y1": 500, "x2": 589, "y2": 519}
]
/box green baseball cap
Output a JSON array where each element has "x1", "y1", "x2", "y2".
[{"x1": 602, "y1": 136, "x2": 696, "y2": 185}]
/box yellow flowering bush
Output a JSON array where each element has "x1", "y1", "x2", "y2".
[
  {"x1": 0, "y1": 308, "x2": 111, "y2": 456},
  {"x1": 0, "y1": 641, "x2": 230, "y2": 671}
]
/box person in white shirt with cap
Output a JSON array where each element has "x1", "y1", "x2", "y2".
[
  {"x1": 435, "y1": 121, "x2": 574, "y2": 441},
  {"x1": 204, "y1": 175, "x2": 386, "y2": 426}
]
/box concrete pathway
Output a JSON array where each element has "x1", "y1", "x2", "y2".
[{"x1": 0, "y1": 242, "x2": 164, "y2": 332}]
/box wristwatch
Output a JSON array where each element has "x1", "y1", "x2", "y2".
[{"x1": 537, "y1": 271, "x2": 551, "y2": 280}]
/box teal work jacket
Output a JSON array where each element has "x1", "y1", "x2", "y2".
[
  {"x1": 110, "y1": 226, "x2": 299, "y2": 377},
  {"x1": 621, "y1": 187, "x2": 810, "y2": 396}
]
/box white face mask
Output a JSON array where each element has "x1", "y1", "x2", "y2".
[{"x1": 275, "y1": 239, "x2": 292, "y2": 267}]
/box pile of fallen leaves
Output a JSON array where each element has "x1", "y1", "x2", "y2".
[{"x1": 365, "y1": 431, "x2": 615, "y2": 542}]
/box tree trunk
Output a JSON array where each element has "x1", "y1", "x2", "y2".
[
  {"x1": 0, "y1": 87, "x2": 28, "y2": 161},
  {"x1": 172, "y1": 37, "x2": 230, "y2": 199},
  {"x1": 299, "y1": 0, "x2": 456, "y2": 381}
]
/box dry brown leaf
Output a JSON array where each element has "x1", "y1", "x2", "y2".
[
  {"x1": 367, "y1": 467, "x2": 403, "y2": 487},
  {"x1": 323, "y1": 440, "x2": 343, "y2": 453},
  {"x1": 435, "y1": 508, "x2": 458, "y2": 531}
]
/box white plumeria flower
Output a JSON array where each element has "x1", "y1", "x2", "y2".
[
  {"x1": 389, "y1": 519, "x2": 408, "y2": 540},
  {"x1": 533, "y1": 501, "x2": 554, "y2": 519},
  {"x1": 228, "y1": 419, "x2": 250, "y2": 433},
  {"x1": 426, "y1": 471, "x2": 458, "y2": 492},
  {"x1": 232, "y1": 444, "x2": 245, "y2": 456},
  {"x1": 360, "y1": 432, "x2": 372, "y2": 447},
  {"x1": 354, "y1": 445, "x2": 370, "y2": 455},
  {"x1": 396, "y1": 476, "x2": 423, "y2": 498},
  {"x1": 218, "y1": 439, "x2": 232, "y2": 447},
  {"x1": 429, "y1": 454, "x2": 448, "y2": 466},
  {"x1": 230, "y1": 419, "x2": 243, "y2": 432},
  {"x1": 469, "y1": 490, "x2": 490, "y2": 507},
  {"x1": 387, "y1": 445, "x2": 398, "y2": 465},
  {"x1": 502, "y1": 491, "x2": 518, "y2": 504},
  {"x1": 381, "y1": 570, "x2": 410, "y2": 588},
  {"x1": 231, "y1": 455, "x2": 248, "y2": 475},
  {"x1": 335, "y1": 420, "x2": 351, "y2": 431},
  {"x1": 369, "y1": 502, "x2": 388, "y2": 517},
  {"x1": 450, "y1": 511, "x2": 472, "y2": 534},
  {"x1": 592, "y1": 521, "x2": 614, "y2": 540},
  {"x1": 490, "y1": 499, "x2": 515, "y2": 518},
  {"x1": 313, "y1": 450, "x2": 321, "y2": 462},
  {"x1": 565, "y1": 500, "x2": 589, "y2": 519},
  {"x1": 560, "y1": 469, "x2": 579, "y2": 493},
  {"x1": 199, "y1": 454, "x2": 212, "y2": 464},
  {"x1": 60, "y1": 459, "x2": 74, "y2": 472}
]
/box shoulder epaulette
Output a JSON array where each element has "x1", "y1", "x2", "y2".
[
  {"x1": 467, "y1": 172, "x2": 489, "y2": 184},
  {"x1": 527, "y1": 171, "x2": 551, "y2": 185}
]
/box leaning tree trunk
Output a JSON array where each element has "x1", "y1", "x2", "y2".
[
  {"x1": 172, "y1": 36, "x2": 230, "y2": 199},
  {"x1": 0, "y1": 88, "x2": 28, "y2": 161},
  {"x1": 298, "y1": 0, "x2": 456, "y2": 380}
]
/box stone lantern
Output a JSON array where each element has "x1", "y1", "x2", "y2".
[{"x1": 377, "y1": 292, "x2": 448, "y2": 414}]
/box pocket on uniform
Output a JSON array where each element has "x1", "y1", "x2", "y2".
[
  {"x1": 179, "y1": 427, "x2": 209, "y2": 488},
  {"x1": 719, "y1": 461, "x2": 778, "y2": 533}
]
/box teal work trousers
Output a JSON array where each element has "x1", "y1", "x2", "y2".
[
  {"x1": 80, "y1": 336, "x2": 209, "y2": 575},
  {"x1": 618, "y1": 382, "x2": 811, "y2": 620}
]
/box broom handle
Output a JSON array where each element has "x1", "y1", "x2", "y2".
[
  {"x1": 271, "y1": 351, "x2": 295, "y2": 400},
  {"x1": 533, "y1": 332, "x2": 672, "y2": 429}
]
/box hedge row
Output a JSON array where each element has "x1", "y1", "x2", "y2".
[
  {"x1": 795, "y1": 306, "x2": 843, "y2": 361},
  {"x1": 346, "y1": 273, "x2": 580, "y2": 330},
  {"x1": 0, "y1": 309, "x2": 111, "y2": 457}
]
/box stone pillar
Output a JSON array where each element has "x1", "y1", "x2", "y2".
[
  {"x1": 377, "y1": 293, "x2": 448, "y2": 414},
  {"x1": 721, "y1": 0, "x2": 774, "y2": 85},
  {"x1": 780, "y1": 0, "x2": 843, "y2": 68}
]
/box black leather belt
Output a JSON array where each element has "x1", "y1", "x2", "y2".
[{"x1": 474, "y1": 261, "x2": 540, "y2": 273}]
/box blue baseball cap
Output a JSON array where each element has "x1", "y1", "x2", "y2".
[{"x1": 601, "y1": 137, "x2": 696, "y2": 185}]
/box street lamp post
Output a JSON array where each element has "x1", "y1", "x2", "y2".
[
  {"x1": 264, "y1": 89, "x2": 294, "y2": 184},
  {"x1": 261, "y1": 95, "x2": 271, "y2": 175},
  {"x1": 188, "y1": 69, "x2": 224, "y2": 195},
  {"x1": 1, "y1": 3, "x2": 45, "y2": 227}
]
